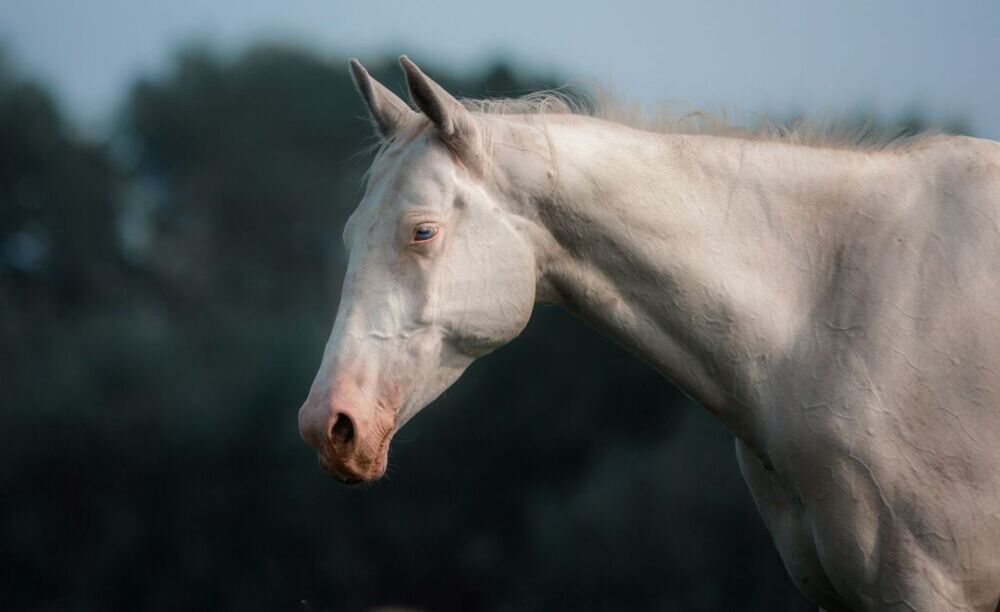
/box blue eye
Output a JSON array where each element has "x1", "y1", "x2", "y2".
[{"x1": 413, "y1": 225, "x2": 438, "y2": 242}]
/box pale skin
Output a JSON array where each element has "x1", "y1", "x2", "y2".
[{"x1": 298, "y1": 56, "x2": 1000, "y2": 610}]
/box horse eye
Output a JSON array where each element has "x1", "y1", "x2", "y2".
[{"x1": 413, "y1": 225, "x2": 438, "y2": 242}]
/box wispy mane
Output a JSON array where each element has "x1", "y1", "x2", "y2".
[
  {"x1": 460, "y1": 86, "x2": 939, "y2": 153},
  {"x1": 362, "y1": 86, "x2": 942, "y2": 187}
]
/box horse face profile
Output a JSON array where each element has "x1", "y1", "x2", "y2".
[{"x1": 298, "y1": 58, "x2": 536, "y2": 483}]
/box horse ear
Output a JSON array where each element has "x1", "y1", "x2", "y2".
[
  {"x1": 349, "y1": 59, "x2": 413, "y2": 139},
  {"x1": 399, "y1": 55, "x2": 474, "y2": 142}
]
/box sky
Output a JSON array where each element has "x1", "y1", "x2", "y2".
[{"x1": 1, "y1": 0, "x2": 998, "y2": 138}]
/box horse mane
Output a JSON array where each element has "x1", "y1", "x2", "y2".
[
  {"x1": 460, "y1": 86, "x2": 939, "y2": 153},
  {"x1": 361, "y1": 85, "x2": 940, "y2": 186}
]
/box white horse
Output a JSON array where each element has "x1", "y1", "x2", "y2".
[{"x1": 298, "y1": 56, "x2": 1000, "y2": 611}]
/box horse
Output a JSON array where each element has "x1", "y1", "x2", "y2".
[{"x1": 297, "y1": 56, "x2": 1000, "y2": 610}]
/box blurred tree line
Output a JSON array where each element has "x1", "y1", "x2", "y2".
[{"x1": 3, "y1": 42, "x2": 957, "y2": 611}]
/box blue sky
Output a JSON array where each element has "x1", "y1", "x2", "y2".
[{"x1": 1, "y1": 0, "x2": 998, "y2": 137}]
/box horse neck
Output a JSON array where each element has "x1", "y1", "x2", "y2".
[{"x1": 494, "y1": 116, "x2": 892, "y2": 444}]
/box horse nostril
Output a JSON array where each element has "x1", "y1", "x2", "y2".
[{"x1": 330, "y1": 412, "x2": 355, "y2": 448}]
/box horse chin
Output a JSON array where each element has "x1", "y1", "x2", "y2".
[
  {"x1": 322, "y1": 455, "x2": 387, "y2": 486},
  {"x1": 333, "y1": 464, "x2": 386, "y2": 486}
]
